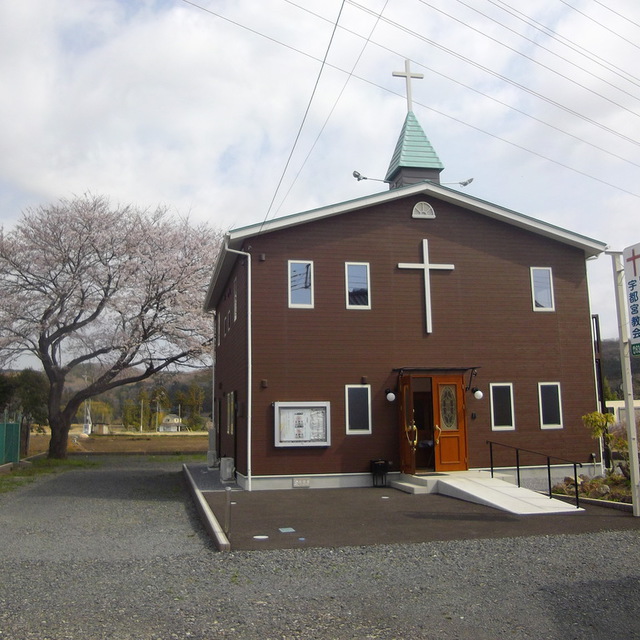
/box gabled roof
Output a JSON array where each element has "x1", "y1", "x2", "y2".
[
  {"x1": 385, "y1": 111, "x2": 443, "y2": 182},
  {"x1": 204, "y1": 181, "x2": 607, "y2": 310}
]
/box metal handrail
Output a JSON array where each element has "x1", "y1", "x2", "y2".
[{"x1": 486, "y1": 440, "x2": 583, "y2": 509}]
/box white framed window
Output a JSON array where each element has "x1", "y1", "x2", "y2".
[
  {"x1": 288, "y1": 260, "x2": 314, "y2": 308},
  {"x1": 538, "y1": 382, "x2": 563, "y2": 429},
  {"x1": 223, "y1": 312, "x2": 230, "y2": 336},
  {"x1": 490, "y1": 383, "x2": 515, "y2": 431},
  {"x1": 226, "y1": 391, "x2": 236, "y2": 435},
  {"x1": 530, "y1": 267, "x2": 555, "y2": 311},
  {"x1": 345, "y1": 262, "x2": 371, "y2": 309},
  {"x1": 345, "y1": 385, "x2": 372, "y2": 434}
]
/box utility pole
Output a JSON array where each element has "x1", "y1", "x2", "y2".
[{"x1": 609, "y1": 250, "x2": 640, "y2": 516}]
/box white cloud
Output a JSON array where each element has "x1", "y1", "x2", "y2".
[{"x1": 0, "y1": 0, "x2": 639, "y2": 337}]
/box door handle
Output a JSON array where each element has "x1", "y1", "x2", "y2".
[
  {"x1": 405, "y1": 421, "x2": 418, "y2": 450},
  {"x1": 435, "y1": 424, "x2": 441, "y2": 445}
]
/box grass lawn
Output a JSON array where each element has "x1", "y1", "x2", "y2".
[
  {"x1": 28, "y1": 431, "x2": 209, "y2": 456},
  {"x1": 0, "y1": 457, "x2": 100, "y2": 494}
]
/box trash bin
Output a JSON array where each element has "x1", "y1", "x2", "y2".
[{"x1": 370, "y1": 459, "x2": 389, "y2": 487}]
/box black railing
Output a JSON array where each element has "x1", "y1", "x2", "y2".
[{"x1": 486, "y1": 440, "x2": 583, "y2": 509}]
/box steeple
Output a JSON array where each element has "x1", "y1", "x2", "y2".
[{"x1": 385, "y1": 60, "x2": 444, "y2": 189}]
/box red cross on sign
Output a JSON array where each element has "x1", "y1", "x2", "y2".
[{"x1": 626, "y1": 247, "x2": 640, "y2": 277}]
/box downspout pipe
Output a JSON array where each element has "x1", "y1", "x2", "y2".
[
  {"x1": 208, "y1": 310, "x2": 219, "y2": 468},
  {"x1": 224, "y1": 243, "x2": 253, "y2": 491}
]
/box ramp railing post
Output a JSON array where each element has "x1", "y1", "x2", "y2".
[
  {"x1": 488, "y1": 441, "x2": 494, "y2": 478},
  {"x1": 573, "y1": 463, "x2": 580, "y2": 509},
  {"x1": 224, "y1": 486, "x2": 232, "y2": 536}
]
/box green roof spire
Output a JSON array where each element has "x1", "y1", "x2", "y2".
[{"x1": 385, "y1": 60, "x2": 444, "y2": 188}]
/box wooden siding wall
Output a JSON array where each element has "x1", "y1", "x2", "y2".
[
  {"x1": 224, "y1": 195, "x2": 598, "y2": 475},
  {"x1": 214, "y1": 258, "x2": 249, "y2": 474}
]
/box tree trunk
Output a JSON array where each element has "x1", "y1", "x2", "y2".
[
  {"x1": 20, "y1": 415, "x2": 31, "y2": 458},
  {"x1": 48, "y1": 413, "x2": 71, "y2": 459}
]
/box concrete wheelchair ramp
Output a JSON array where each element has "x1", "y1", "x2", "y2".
[{"x1": 391, "y1": 471, "x2": 583, "y2": 515}]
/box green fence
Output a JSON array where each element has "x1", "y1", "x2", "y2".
[{"x1": 0, "y1": 423, "x2": 20, "y2": 465}]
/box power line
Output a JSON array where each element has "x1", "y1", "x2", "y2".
[
  {"x1": 489, "y1": 0, "x2": 640, "y2": 89},
  {"x1": 286, "y1": 0, "x2": 640, "y2": 170},
  {"x1": 259, "y1": 1, "x2": 347, "y2": 231},
  {"x1": 271, "y1": 0, "x2": 391, "y2": 217},
  {"x1": 590, "y1": 0, "x2": 640, "y2": 31},
  {"x1": 349, "y1": 0, "x2": 640, "y2": 148},
  {"x1": 558, "y1": 0, "x2": 640, "y2": 51},
  {"x1": 180, "y1": 0, "x2": 640, "y2": 201},
  {"x1": 408, "y1": 91, "x2": 640, "y2": 199},
  {"x1": 441, "y1": 0, "x2": 640, "y2": 102}
]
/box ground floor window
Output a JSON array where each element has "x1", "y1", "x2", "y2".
[
  {"x1": 538, "y1": 382, "x2": 563, "y2": 429},
  {"x1": 226, "y1": 391, "x2": 236, "y2": 435},
  {"x1": 490, "y1": 383, "x2": 515, "y2": 430},
  {"x1": 345, "y1": 384, "x2": 372, "y2": 434}
]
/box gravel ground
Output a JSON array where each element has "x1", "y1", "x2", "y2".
[{"x1": 1, "y1": 456, "x2": 639, "y2": 640}]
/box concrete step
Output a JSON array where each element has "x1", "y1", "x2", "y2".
[{"x1": 389, "y1": 480, "x2": 434, "y2": 494}]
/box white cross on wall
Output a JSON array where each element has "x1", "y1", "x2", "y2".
[{"x1": 398, "y1": 239, "x2": 455, "y2": 334}]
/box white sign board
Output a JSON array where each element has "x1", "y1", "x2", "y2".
[
  {"x1": 623, "y1": 242, "x2": 640, "y2": 356},
  {"x1": 273, "y1": 402, "x2": 331, "y2": 447}
]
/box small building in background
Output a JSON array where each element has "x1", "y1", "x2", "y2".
[{"x1": 158, "y1": 414, "x2": 184, "y2": 432}]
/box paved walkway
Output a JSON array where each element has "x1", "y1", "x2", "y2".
[{"x1": 187, "y1": 464, "x2": 640, "y2": 551}]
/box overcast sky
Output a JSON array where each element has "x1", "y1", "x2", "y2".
[{"x1": 1, "y1": 0, "x2": 639, "y2": 339}]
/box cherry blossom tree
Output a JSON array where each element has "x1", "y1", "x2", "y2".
[{"x1": 0, "y1": 195, "x2": 222, "y2": 458}]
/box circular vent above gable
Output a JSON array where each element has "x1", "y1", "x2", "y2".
[{"x1": 412, "y1": 201, "x2": 435, "y2": 219}]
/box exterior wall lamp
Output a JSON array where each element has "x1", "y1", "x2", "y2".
[
  {"x1": 385, "y1": 388, "x2": 396, "y2": 402},
  {"x1": 466, "y1": 368, "x2": 483, "y2": 399}
]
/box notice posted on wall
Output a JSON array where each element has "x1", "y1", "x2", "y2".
[{"x1": 274, "y1": 402, "x2": 331, "y2": 447}]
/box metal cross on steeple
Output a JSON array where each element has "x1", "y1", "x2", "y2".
[{"x1": 392, "y1": 59, "x2": 424, "y2": 112}]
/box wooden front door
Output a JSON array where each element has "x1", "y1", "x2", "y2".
[
  {"x1": 432, "y1": 375, "x2": 467, "y2": 472},
  {"x1": 399, "y1": 374, "x2": 417, "y2": 475},
  {"x1": 399, "y1": 373, "x2": 468, "y2": 473}
]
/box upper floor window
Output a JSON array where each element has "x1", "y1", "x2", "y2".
[
  {"x1": 530, "y1": 267, "x2": 555, "y2": 311},
  {"x1": 345, "y1": 262, "x2": 371, "y2": 309},
  {"x1": 288, "y1": 260, "x2": 314, "y2": 308},
  {"x1": 490, "y1": 383, "x2": 515, "y2": 431},
  {"x1": 538, "y1": 382, "x2": 563, "y2": 429}
]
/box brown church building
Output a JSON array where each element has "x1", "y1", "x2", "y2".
[{"x1": 205, "y1": 68, "x2": 607, "y2": 491}]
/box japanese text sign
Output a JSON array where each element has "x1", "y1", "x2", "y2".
[{"x1": 623, "y1": 243, "x2": 640, "y2": 356}]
